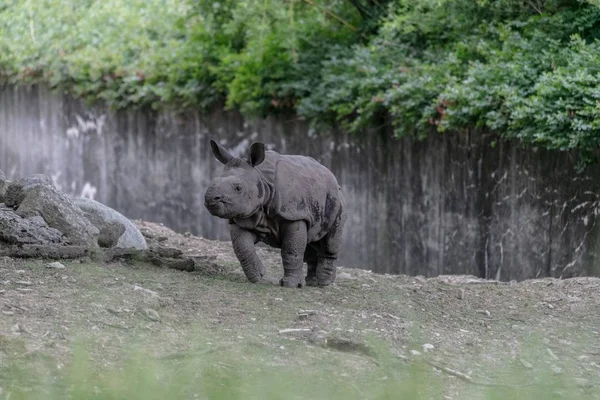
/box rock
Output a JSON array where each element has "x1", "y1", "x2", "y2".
[
  {"x1": 5, "y1": 174, "x2": 53, "y2": 207},
  {"x1": 422, "y1": 343, "x2": 435, "y2": 352},
  {"x1": 74, "y1": 198, "x2": 147, "y2": 250},
  {"x1": 133, "y1": 285, "x2": 159, "y2": 297},
  {"x1": 0, "y1": 244, "x2": 97, "y2": 259},
  {"x1": 519, "y1": 358, "x2": 534, "y2": 369},
  {"x1": 0, "y1": 169, "x2": 7, "y2": 203},
  {"x1": 279, "y1": 328, "x2": 311, "y2": 334},
  {"x1": 163, "y1": 258, "x2": 195, "y2": 272},
  {"x1": 0, "y1": 210, "x2": 67, "y2": 245},
  {"x1": 546, "y1": 348, "x2": 559, "y2": 360},
  {"x1": 550, "y1": 365, "x2": 562, "y2": 374},
  {"x1": 574, "y1": 378, "x2": 592, "y2": 388},
  {"x1": 98, "y1": 222, "x2": 126, "y2": 248},
  {"x1": 336, "y1": 271, "x2": 356, "y2": 281},
  {"x1": 141, "y1": 308, "x2": 160, "y2": 322},
  {"x1": 45, "y1": 262, "x2": 66, "y2": 269},
  {"x1": 151, "y1": 245, "x2": 183, "y2": 258},
  {"x1": 6, "y1": 176, "x2": 99, "y2": 246},
  {"x1": 410, "y1": 350, "x2": 422, "y2": 356}
]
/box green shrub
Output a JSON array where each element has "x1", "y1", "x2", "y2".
[{"x1": 2, "y1": 0, "x2": 600, "y2": 159}]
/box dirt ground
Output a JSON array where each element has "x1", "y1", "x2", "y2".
[{"x1": 1, "y1": 221, "x2": 600, "y2": 398}]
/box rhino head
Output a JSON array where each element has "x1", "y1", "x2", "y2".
[{"x1": 204, "y1": 140, "x2": 268, "y2": 219}]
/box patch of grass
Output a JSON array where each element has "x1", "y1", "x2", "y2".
[{"x1": 1, "y1": 334, "x2": 598, "y2": 400}]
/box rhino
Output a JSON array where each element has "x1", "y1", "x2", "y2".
[{"x1": 204, "y1": 140, "x2": 347, "y2": 288}]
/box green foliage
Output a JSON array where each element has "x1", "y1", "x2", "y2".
[{"x1": 1, "y1": 0, "x2": 600, "y2": 157}]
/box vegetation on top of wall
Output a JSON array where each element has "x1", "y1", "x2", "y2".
[{"x1": 1, "y1": 0, "x2": 600, "y2": 160}]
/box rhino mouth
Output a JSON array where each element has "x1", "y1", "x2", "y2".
[{"x1": 205, "y1": 202, "x2": 226, "y2": 215}]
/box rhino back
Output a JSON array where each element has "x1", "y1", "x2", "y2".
[{"x1": 257, "y1": 151, "x2": 344, "y2": 242}]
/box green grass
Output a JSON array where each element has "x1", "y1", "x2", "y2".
[{"x1": 1, "y1": 335, "x2": 598, "y2": 400}]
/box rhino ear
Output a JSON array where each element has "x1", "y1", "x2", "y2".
[
  {"x1": 248, "y1": 142, "x2": 266, "y2": 167},
  {"x1": 210, "y1": 139, "x2": 233, "y2": 165}
]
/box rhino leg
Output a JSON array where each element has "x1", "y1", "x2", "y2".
[
  {"x1": 316, "y1": 209, "x2": 347, "y2": 287},
  {"x1": 230, "y1": 224, "x2": 266, "y2": 283},
  {"x1": 304, "y1": 245, "x2": 318, "y2": 287},
  {"x1": 316, "y1": 257, "x2": 336, "y2": 286},
  {"x1": 279, "y1": 220, "x2": 308, "y2": 288}
]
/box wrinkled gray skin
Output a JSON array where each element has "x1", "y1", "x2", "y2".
[{"x1": 204, "y1": 140, "x2": 347, "y2": 288}]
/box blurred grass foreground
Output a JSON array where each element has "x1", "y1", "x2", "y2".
[{"x1": 1, "y1": 332, "x2": 598, "y2": 400}]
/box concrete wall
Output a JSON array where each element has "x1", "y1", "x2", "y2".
[{"x1": 1, "y1": 84, "x2": 599, "y2": 280}]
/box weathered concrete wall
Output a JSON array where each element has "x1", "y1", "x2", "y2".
[{"x1": 1, "y1": 84, "x2": 599, "y2": 280}]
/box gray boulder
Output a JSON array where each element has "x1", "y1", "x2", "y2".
[
  {"x1": 5, "y1": 174, "x2": 53, "y2": 207},
  {"x1": 6, "y1": 175, "x2": 99, "y2": 246},
  {"x1": 74, "y1": 198, "x2": 148, "y2": 250},
  {"x1": 0, "y1": 207, "x2": 67, "y2": 245},
  {"x1": 0, "y1": 169, "x2": 7, "y2": 203}
]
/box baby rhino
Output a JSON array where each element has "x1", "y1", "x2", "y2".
[{"x1": 204, "y1": 140, "x2": 346, "y2": 288}]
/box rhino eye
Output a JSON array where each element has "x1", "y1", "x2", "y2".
[{"x1": 234, "y1": 184, "x2": 243, "y2": 193}]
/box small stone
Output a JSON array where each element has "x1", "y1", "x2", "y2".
[
  {"x1": 12, "y1": 323, "x2": 28, "y2": 334},
  {"x1": 299, "y1": 310, "x2": 318, "y2": 316},
  {"x1": 298, "y1": 313, "x2": 309, "y2": 320},
  {"x1": 519, "y1": 359, "x2": 534, "y2": 369},
  {"x1": 551, "y1": 365, "x2": 562, "y2": 374},
  {"x1": 157, "y1": 236, "x2": 168, "y2": 242},
  {"x1": 141, "y1": 308, "x2": 160, "y2": 322},
  {"x1": 546, "y1": 348, "x2": 559, "y2": 360},
  {"x1": 574, "y1": 378, "x2": 591, "y2": 388},
  {"x1": 457, "y1": 289, "x2": 465, "y2": 300},
  {"x1": 2, "y1": 311, "x2": 14, "y2": 316},
  {"x1": 410, "y1": 350, "x2": 421, "y2": 356},
  {"x1": 45, "y1": 262, "x2": 66, "y2": 269},
  {"x1": 133, "y1": 285, "x2": 158, "y2": 297},
  {"x1": 15, "y1": 281, "x2": 32, "y2": 286},
  {"x1": 422, "y1": 343, "x2": 435, "y2": 352},
  {"x1": 17, "y1": 288, "x2": 33, "y2": 293},
  {"x1": 336, "y1": 272, "x2": 356, "y2": 281},
  {"x1": 184, "y1": 232, "x2": 192, "y2": 237}
]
